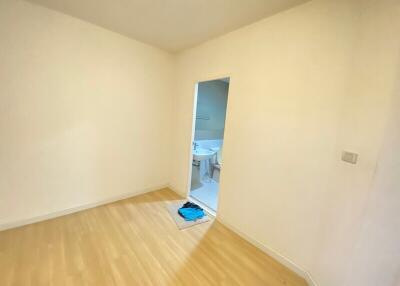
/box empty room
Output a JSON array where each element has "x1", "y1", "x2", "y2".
[{"x1": 0, "y1": 0, "x2": 399, "y2": 285}]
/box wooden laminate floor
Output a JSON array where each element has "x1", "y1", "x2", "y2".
[{"x1": 0, "y1": 189, "x2": 307, "y2": 286}]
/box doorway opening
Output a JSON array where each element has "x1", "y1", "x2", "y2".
[{"x1": 188, "y1": 77, "x2": 230, "y2": 213}]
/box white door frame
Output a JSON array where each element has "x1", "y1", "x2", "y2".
[{"x1": 185, "y1": 74, "x2": 231, "y2": 214}]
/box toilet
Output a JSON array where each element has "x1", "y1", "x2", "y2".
[{"x1": 210, "y1": 146, "x2": 222, "y2": 180}]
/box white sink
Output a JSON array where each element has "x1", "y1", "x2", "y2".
[{"x1": 193, "y1": 148, "x2": 216, "y2": 161}]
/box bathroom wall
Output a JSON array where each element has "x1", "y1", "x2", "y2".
[
  {"x1": 0, "y1": 0, "x2": 174, "y2": 228},
  {"x1": 194, "y1": 139, "x2": 223, "y2": 150},
  {"x1": 194, "y1": 80, "x2": 229, "y2": 140},
  {"x1": 171, "y1": 0, "x2": 400, "y2": 285}
]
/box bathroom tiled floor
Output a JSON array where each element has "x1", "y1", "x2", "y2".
[{"x1": 190, "y1": 179, "x2": 219, "y2": 211}]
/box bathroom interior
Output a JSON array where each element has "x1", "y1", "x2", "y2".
[{"x1": 189, "y1": 78, "x2": 229, "y2": 212}]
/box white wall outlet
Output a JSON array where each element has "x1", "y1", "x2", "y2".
[{"x1": 342, "y1": 151, "x2": 358, "y2": 164}]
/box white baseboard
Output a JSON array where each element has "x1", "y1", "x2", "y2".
[
  {"x1": 1, "y1": 184, "x2": 319, "y2": 285},
  {"x1": 160, "y1": 186, "x2": 318, "y2": 286},
  {"x1": 0, "y1": 183, "x2": 169, "y2": 232},
  {"x1": 305, "y1": 271, "x2": 319, "y2": 286},
  {"x1": 216, "y1": 216, "x2": 318, "y2": 286}
]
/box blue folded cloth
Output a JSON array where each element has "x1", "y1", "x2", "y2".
[{"x1": 178, "y1": 207, "x2": 205, "y2": 221}]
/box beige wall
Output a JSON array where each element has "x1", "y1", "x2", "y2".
[
  {"x1": 171, "y1": 0, "x2": 400, "y2": 285},
  {"x1": 344, "y1": 68, "x2": 400, "y2": 286},
  {"x1": 312, "y1": 1, "x2": 400, "y2": 284},
  {"x1": 0, "y1": 0, "x2": 174, "y2": 227}
]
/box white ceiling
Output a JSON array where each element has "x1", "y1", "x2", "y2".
[{"x1": 26, "y1": 0, "x2": 309, "y2": 52}]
